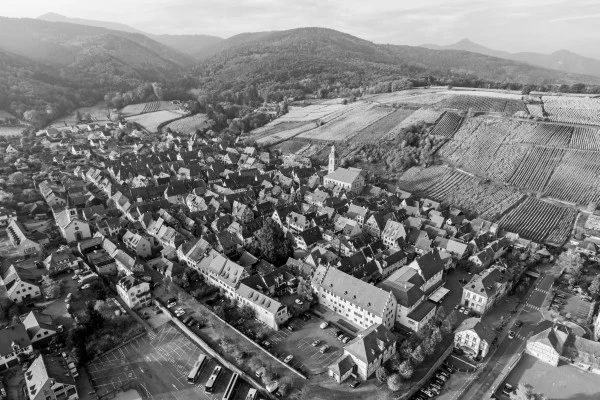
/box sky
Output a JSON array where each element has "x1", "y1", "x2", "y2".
[{"x1": 4, "y1": 0, "x2": 600, "y2": 58}]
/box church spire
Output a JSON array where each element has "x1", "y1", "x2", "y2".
[{"x1": 328, "y1": 145, "x2": 336, "y2": 174}]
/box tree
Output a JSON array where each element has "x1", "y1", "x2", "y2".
[
  {"x1": 411, "y1": 345, "x2": 425, "y2": 364},
  {"x1": 297, "y1": 278, "x2": 314, "y2": 302},
  {"x1": 510, "y1": 384, "x2": 546, "y2": 400},
  {"x1": 589, "y1": 275, "x2": 600, "y2": 299},
  {"x1": 40, "y1": 275, "x2": 63, "y2": 299},
  {"x1": 422, "y1": 336, "x2": 437, "y2": 356},
  {"x1": 521, "y1": 85, "x2": 535, "y2": 95},
  {"x1": 376, "y1": 366, "x2": 390, "y2": 383},
  {"x1": 387, "y1": 373, "x2": 403, "y2": 391},
  {"x1": 256, "y1": 218, "x2": 294, "y2": 266},
  {"x1": 86, "y1": 302, "x2": 105, "y2": 330},
  {"x1": 397, "y1": 360, "x2": 414, "y2": 379},
  {"x1": 240, "y1": 305, "x2": 255, "y2": 320}
]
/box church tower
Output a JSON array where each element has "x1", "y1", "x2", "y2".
[{"x1": 328, "y1": 145, "x2": 337, "y2": 174}]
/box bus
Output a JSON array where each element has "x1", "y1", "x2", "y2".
[
  {"x1": 222, "y1": 373, "x2": 240, "y2": 400},
  {"x1": 205, "y1": 366, "x2": 222, "y2": 393},
  {"x1": 244, "y1": 388, "x2": 257, "y2": 400},
  {"x1": 187, "y1": 355, "x2": 207, "y2": 384}
]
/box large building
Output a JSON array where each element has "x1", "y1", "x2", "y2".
[
  {"x1": 54, "y1": 204, "x2": 92, "y2": 243},
  {"x1": 0, "y1": 324, "x2": 33, "y2": 370},
  {"x1": 312, "y1": 265, "x2": 397, "y2": 330},
  {"x1": 526, "y1": 325, "x2": 568, "y2": 366},
  {"x1": 196, "y1": 250, "x2": 248, "y2": 299},
  {"x1": 461, "y1": 266, "x2": 509, "y2": 315},
  {"x1": 328, "y1": 324, "x2": 396, "y2": 382},
  {"x1": 6, "y1": 219, "x2": 44, "y2": 256},
  {"x1": 21, "y1": 311, "x2": 60, "y2": 345},
  {"x1": 116, "y1": 275, "x2": 151, "y2": 310},
  {"x1": 406, "y1": 250, "x2": 445, "y2": 293},
  {"x1": 0, "y1": 265, "x2": 42, "y2": 304},
  {"x1": 454, "y1": 317, "x2": 494, "y2": 359},
  {"x1": 25, "y1": 354, "x2": 78, "y2": 400},
  {"x1": 323, "y1": 147, "x2": 366, "y2": 194},
  {"x1": 378, "y1": 266, "x2": 437, "y2": 332},
  {"x1": 235, "y1": 283, "x2": 289, "y2": 330}
]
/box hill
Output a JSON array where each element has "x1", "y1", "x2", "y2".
[
  {"x1": 194, "y1": 28, "x2": 600, "y2": 102},
  {"x1": 422, "y1": 39, "x2": 600, "y2": 79},
  {"x1": 37, "y1": 12, "x2": 146, "y2": 34}
]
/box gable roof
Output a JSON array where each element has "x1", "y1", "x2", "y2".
[
  {"x1": 344, "y1": 324, "x2": 396, "y2": 364},
  {"x1": 410, "y1": 249, "x2": 445, "y2": 281},
  {"x1": 455, "y1": 317, "x2": 494, "y2": 344},
  {"x1": 378, "y1": 266, "x2": 425, "y2": 308},
  {"x1": 0, "y1": 323, "x2": 31, "y2": 355}
]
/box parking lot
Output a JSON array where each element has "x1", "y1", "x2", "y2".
[
  {"x1": 268, "y1": 315, "x2": 347, "y2": 374},
  {"x1": 551, "y1": 290, "x2": 593, "y2": 321},
  {"x1": 87, "y1": 323, "x2": 251, "y2": 400}
]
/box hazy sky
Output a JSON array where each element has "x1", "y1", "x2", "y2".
[{"x1": 4, "y1": 0, "x2": 600, "y2": 58}]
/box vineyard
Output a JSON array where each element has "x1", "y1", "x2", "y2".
[
  {"x1": 517, "y1": 124, "x2": 572, "y2": 147},
  {"x1": 368, "y1": 89, "x2": 454, "y2": 105},
  {"x1": 544, "y1": 150, "x2": 600, "y2": 205},
  {"x1": 507, "y1": 147, "x2": 565, "y2": 192},
  {"x1": 276, "y1": 103, "x2": 348, "y2": 122},
  {"x1": 436, "y1": 95, "x2": 528, "y2": 115},
  {"x1": 165, "y1": 114, "x2": 209, "y2": 135},
  {"x1": 429, "y1": 112, "x2": 462, "y2": 138},
  {"x1": 569, "y1": 127, "x2": 600, "y2": 150},
  {"x1": 542, "y1": 96, "x2": 600, "y2": 126},
  {"x1": 350, "y1": 109, "x2": 414, "y2": 142},
  {"x1": 498, "y1": 197, "x2": 576, "y2": 244},
  {"x1": 297, "y1": 103, "x2": 393, "y2": 141},
  {"x1": 121, "y1": 101, "x2": 180, "y2": 117}
]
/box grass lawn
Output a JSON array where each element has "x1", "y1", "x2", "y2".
[{"x1": 504, "y1": 354, "x2": 600, "y2": 400}]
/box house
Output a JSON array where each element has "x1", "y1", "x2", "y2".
[
  {"x1": 0, "y1": 266, "x2": 42, "y2": 304},
  {"x1": 296, "y1": 226, "x2": 323, "y2": 250},
  {"x1": 6, "y1": 144, "x2": 19, "y2": 154},
  {"x1": 54, "y1": 204, "x2": 92, "y2": 243},
  {"x1": 122, "y1": 230, "x2": 152, "y2": 258},
  {"x1": 461, "y1": 266, "x2": 509, "y2": 315},
  {"x1": 6, "y1": 220, "x2": 43, "y2": 256},
  {"x1": 42, "y1": 249, "x2": 79, "y2": 277},
  {"x1": 177, "y1": 238, "x2": 212, "y2": 268},
  {"x1": 0, "y1": 324, "x2": 33, "y2": 370},
  {"x1": 196, "y1": 250, "x2": 248, "y2": 299},
  {"x1": 235, "y1": 283, "x2": 289, "y2": 330},
  {"x1": 25, "y1": 354, "x2": 78, "y2": 400},
  {"x1": 346, "y1": 204, "x2": 369, "y2": 226},
  {"x1": 87, "y1": 250, "x2": 117, "y2": 275},
  {"x1": 328, "y1": 324, "x2": 396, "y2": 382},
  {"x1": 0, "y1": 207, "x2": 16, "y2": 227},
  {"x1": 21, "y1": 312, "x2": 59, "y2": 345},
  {"x1": 406, "y1": 250, "x2": 445, "y2": 293},
  {"x1": 378, "y1": 266, "x2": 437, "y2": 332},
  {"x1": 575, "y1": 241, "x2": 598, "y2": 257},
  {"x1": 311, "y1": 265, "x2": 397, "y2": 330},
  {"x1": 381, "y1": 220, "x2": 407, "y2": 249},
  {"x1": 469, "y1": 238, "x2": 510, "y2": 268},
  {"x1": 526, "y1": 325, "x2": 569, "y2": 366},
  {"x1": 116, "y1": 275, "x2": 151, "y2": 310},
  {"x1": 286, "y1": 211, "x2": 312, "y2": 234},
  {"x1": 231, "y1": 200, "x2": 254, "y2": 224},
  {"x1": 454, "y1": 317, "x2": 494, "y2": 359}
]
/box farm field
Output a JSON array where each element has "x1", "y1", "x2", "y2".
[
  {"x1": 164, "y1": 113, "x2": 209, "y2": 135},
  {"x1": 517, "y1": 124, "x2": 573, "y2": 146},
  {"x1": 367, "y1": 88, "x2": 454, "y2": 105},
  {"x1": 297, "y1": 103, "x2": 393, "y2": 141},
  {"x1": 350, "y1": 109, "x2": 413, "y2": 142},
  {"x1": 569, "y1": 127, "x2": 600, "y2": 150},
  {"x1": 436, "y1": 95, "x2": 528, "y2": 115},
  {"x1": 0, "y1": 126, "x2": 25, "y2": 137},
  {"x1": 48, "y1": 103, "x2": 110, "y2": 127},
  {"x1": 248, "y1": 121, "x2": 312, "y2": 141},
  {"x1": 276, "y1": 103, "x2": 348, "y2": 123},
  {"x1": 498, "y1": 197, "x2": 577, "y2": 244},
  {"x1": 256, "y1": 122, "x2": 318, "y2": 145},
  {"x1": 542, "y1": 96, "x2": 600, "y2": 126},
  {"x1": 125, "y1": 110, "x2": 186, "y2": 133},
  {"x1": 120, "y1": 101, "x2": 180, "y2": 117},
  {"x1": 384, "y1": 108, "x2": 444, "y2": 139},
  {"x1": 274, "y1": 140, "x2": 310, "y2": 154},
  {"x1": 429, "y1": 111, "x2": 462, "y2": 138}
]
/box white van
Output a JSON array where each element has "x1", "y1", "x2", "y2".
[{"x1": 65, "y1": 293, "x2": 73, "y2": 303}]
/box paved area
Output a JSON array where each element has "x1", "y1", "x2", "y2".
[
  {"x1": 500, "y1": 354, "x2": 600, "y2": 400},
  {"x1": 87, "y1": 323, "x2": 250, "y2": 400}
]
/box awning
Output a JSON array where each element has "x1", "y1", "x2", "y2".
[
  {"x1": 428, "y1": 286, "x2": 450, "y2": 303},
  {"x1": 460, "y1": 345, "x2": 476, "y2": 356}
]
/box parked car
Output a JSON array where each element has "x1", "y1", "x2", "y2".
[
  {"x1": 514, "y1": 320, "x2": 523, "y2": 327},
  {"x1": 65, "y1": 293, "x2": 73, "y2": 303},
  {"x1": 349, "y1": 380, "x2": 361, "y2": 389},
  {"x1": 441, "y1": 364, "x2": 454, "y2": 374},
  {"x1": 262, "y1": 341, "x2": 272, "y2": 349},
  {"x1": 80, "y1": 284, "x2": 91, "y2": 290},
  {"x1": 284, "y1": 355, "x2": 294, "y2": 363},
  {"x1": 435, "y1": 374, "x2": 448, "y2": 382},
  {"x1": 454, "y1": 304, "x2": 460, "y2": 310},
  {"x1": 437, "y1": 370, "x2": 449, "y2": 378},
  {"x1": 502, "y1": 383, "x2": 513, "y2": 395},
  {"x1": 342, "y1": 336, "x2": 351, "y2": 344},
  {"x1": 320, "y1": 322, "x2": 329, "y2": 329},
  {"x1": 508, "y1": 330, "x2": 516, "y2": 339},
  {"x1": 285, "y1": 324, "x2": 295, "y2": 332},
  {"x1": 312, "y1": 340, "x2": 321, "y2": 347},
  {"x1": 166, "y1": 298, "x2": 177, "y2": 308},
  {"x1": 299, "y1": 313, "x2": 310, "y2": 321},
  {"x1": 462, "y1": 307, "x2": 470, "y2": 315},
  {"x1": 320, "y1": 345, "x2": 330, "y2": 354},
  {"x1": 459, "y1": 306, "x2": 465, "y2": 314},
  {"x1": 294, "y1": 299, "x2": 304, "y2": 305}
]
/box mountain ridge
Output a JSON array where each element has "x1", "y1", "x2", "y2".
[{"x1": 421, "y1": 39, "x2": 600, "y2": 78}]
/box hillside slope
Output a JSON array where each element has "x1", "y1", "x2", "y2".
[
  {"x1": 422, "y1": 39, "x2": 600, "y2": 79},
  {"x1": 195, "y1": 28, "x2": 600, "y2": 97},
  {"x1": 37, "y1": 12, "x2": 146, "y2": 34}
]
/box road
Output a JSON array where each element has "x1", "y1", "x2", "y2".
[{"x1": 456, "y1": 273, "x2": 554, "y2": 399}]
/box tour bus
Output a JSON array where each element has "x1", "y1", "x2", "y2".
[
  {"x1": 187, "y1": 355, "x2": 207, "y2": 384},
  {"x1": 205, "y1": 365, "x2": 222, "y2": 393},
  {"x1": 222, "y1": 373, "x2": 240, "y2": 400},
  {"x1": 244, "y1": 388, "x2": 257, "y2": 400}
]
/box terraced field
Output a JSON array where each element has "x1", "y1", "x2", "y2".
[
  {"x1": 498, "y1": 197, "x2": 577, "y2": 244},
  {"x1": 508, "y1": 147, "x2": 565, "y2": 192},
  {"x1": 121, "y1": 101, "x2": 180, "y2": 117},
  {"x1": 429, "y1": 112, "x2": 462, "y2": 138},
  {"x1": 569, "y1": 127, "x2": 600, "y2": 150},
  {"x1": 436, "y1": 95, "x2": 528, "y2": 115}
]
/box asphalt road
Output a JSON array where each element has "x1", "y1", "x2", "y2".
[{"x1": 457, "y1": 273, "x2": 554, "y2": 399}]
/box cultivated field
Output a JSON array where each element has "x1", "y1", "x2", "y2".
[
  {"x1": 297, "y1": 103, "x2": 393, "y2": 141},
  {"x1": 125, "y1": 110, "x2": 186, "y2": 133},
  {"x1": 569, "y1": 127, "x2": 600, "y2": 150},
  {"x1": 396, "y1": 165, "x2": 448, "y2": 193},
  {"x1": 256, "y1": 122, "x2": 318, "y2": 145},
  {"x1": 508, "y1": 147, "x2": 565, "y2": 192},
  {"x1": 350, "y1": 109, "x2": 414, "y2": 142},
  {"x1": 436, "y1": 95, "x2": 528, "y2": 115},
  {"x1": 544, "y1": 150, "x2": 600, "y2": 205},
  {"x1": 0, "y1": 126, "x2": 25, "y2": 137},
  {"x1": 121, "y1": 101, "x2": 181, "y2": 117},
  {"x1": 384, "y1": 108, "x2": 444, "y2": 139},
  {"x1": 48, "y1": 103, "x2": 111, "y2": 127},
  {"x1": 164, "y1": 113, "x2": 209, "y2": 135},
  {"x1": 498, "y1": 197, "x2": 577, "y2": 244},
  {"x1": 367, "y1": 88, "x2": 454, "y2": 105},
  {"x1": 542, "y1": 96, "x2": 600, "y2": 126}
]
